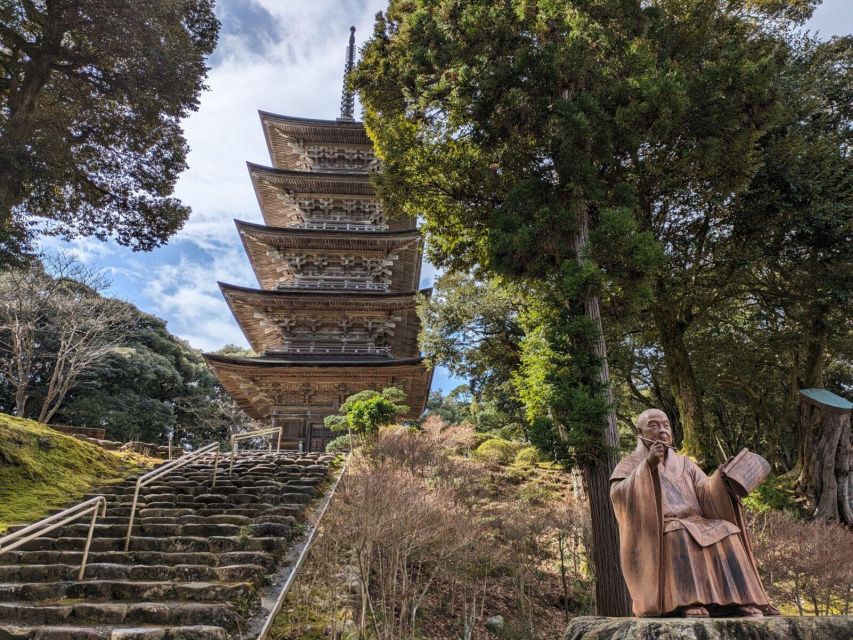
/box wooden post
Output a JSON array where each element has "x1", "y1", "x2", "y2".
[{"x1": 797, "y1": 388, "x2": 853, "y2": 525}]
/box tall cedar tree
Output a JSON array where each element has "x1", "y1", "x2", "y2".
[
  {"x1": 353, "y1": 0, "x2": 810, "y2": 614},
  {"x1": 0, "y1": 0, "x2": 219, "y2": 264}
]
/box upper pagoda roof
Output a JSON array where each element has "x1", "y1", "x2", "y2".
[
  {"x1": 219, "y1": 281, "x2": 431, "y2": 305},
  {"x1": 237, "y1": 220, "x2": 424, "y2": 292},
  {"x1": 219, "y1": 281, "x2": 427, "y2": 357},
  {"x1": 205, "y1": 353, "x2": 425, "y2": 368},
  {"x1": 259, "y1": 111, "x2": 374, "y2": 171},
  {"x1": 236, "y1": 219, "x2": 420, "y2": 246},
  {"x1": 248, "y1": 163, "x2": 373, "y2": 196}
]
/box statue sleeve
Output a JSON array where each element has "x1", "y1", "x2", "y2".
[
  {"x1": 690, "y1": 461, "x2": 740, "y2": 525},
  {"x1": 610, "y1": 459, "x2": 664, "y2": 616}
]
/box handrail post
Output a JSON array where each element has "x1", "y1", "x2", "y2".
[
  {"x1": 1, "y1": 496, "x2": 107, "y2": 583},
  {"x1": 79, "y1": 499, "x2": 105, "y2": 580},
  {"x1": 211, "y1": 451, "x2": 220, "y2": 488},
  {"x1": 124, "y1": 484, "x2": 141, "y2": 552}
]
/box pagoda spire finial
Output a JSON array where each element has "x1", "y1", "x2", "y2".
[{"x1": 339, "y1": 26, "x2": 356, "y2": 121}]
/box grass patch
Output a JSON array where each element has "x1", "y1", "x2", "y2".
[{"x1": 0, "y1": 412, "x2": 157, "y2": 531}]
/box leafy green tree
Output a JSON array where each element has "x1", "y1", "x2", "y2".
[
  {"x1": 0, "y1": 259, "x2": 252, "y2": 447},
  {"x1": 53, "y1": 310, "x2": 245, "y2": 447},
  {"x1": 354, "y1": 0, "x2": 809, "y2": 613},
  {"x1": 425, "y1": 386, "x2": 472, "y2": 425},
  {"x1": 419, "y1": 272, "x2": 527, "y2": 434},
  {"x1": 325, "y1": 387, "x2": 409, "y2": 447},
  {"x1": 0, "y1": 0, "x2": 219, "y2": 263}
]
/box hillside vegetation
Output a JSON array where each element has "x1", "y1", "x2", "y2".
[
  {"x1": 271, "y1": 418, "x2": 590, "y2": 640},
  {"x1": 0, "y1": 413, "x2": 156, "y2": 531}
]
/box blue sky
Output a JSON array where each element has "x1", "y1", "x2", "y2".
[{"x1": 41, "y1": 0, "x2": 852, "y2": 395}]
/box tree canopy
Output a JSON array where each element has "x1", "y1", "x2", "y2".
[
  {"x1": 0, "y1": 255, "x2": 250, "y2": 447},
  {"x1": 352, "y1": 0, "x2": 833, "y2": 614},
  {"x1": 0, "y1": 0, "x2": 219, "y2": 263}
]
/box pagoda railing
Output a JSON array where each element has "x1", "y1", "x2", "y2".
[
  {"x1": 282, "y1": 344, "x2": 391, "y2": 356},
  {"x1": 296, "y1": 222, "x2": 388, "y2": 232},
  {"x1": 279, "y1": 281, "x2": 388, "y2": 291}
]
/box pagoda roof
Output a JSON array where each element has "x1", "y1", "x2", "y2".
[
  {"x1": 236, "y1": 219, "x2": 421, "y2": 245},
  {"x1": 219, "y1": 282, "x2": 427, "y2": 356},
  {"x1": 219, "y1": 281, "x2": 431, "y2": 305},
  {"x1": 259, "y1": 111, "x2": 372, "y2": 170},
  {"x1": 248, "y1": 163, "x2": 374, "y2": 197},
  {"x1": 237, "y1": 220, "x2": 423, "y2": 291},
  {"x1": 204, "y1": 353, "x2": 432, "y2": 420}
]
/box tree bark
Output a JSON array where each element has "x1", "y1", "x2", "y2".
[
  {"x1": 653, "y1": 303, "x2": 708, "y2": 462},
  {"x1": 797, "y1": 397, "x2": 853, "y2": 525},
  {"x1": 802, "y1": 304, "x2": 829, "y2": 389},
  {"x1": 574, "y1": 208, "x2": 632, "y2": 616}
]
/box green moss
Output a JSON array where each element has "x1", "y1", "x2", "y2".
[
  {"x1": 742, "y1": 475, "x2": 799, "y2": 516},
  {"x1": 0, "y1": 413, "x2": 152, "y2": 531}
]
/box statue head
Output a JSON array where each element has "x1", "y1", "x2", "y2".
[{"x1": 637, "y1": 408, "x2": 673, "y2": 447}]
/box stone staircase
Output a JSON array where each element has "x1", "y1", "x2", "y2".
[{"x1": 0, "y1": 450, "x2": 335, "y2": 639}]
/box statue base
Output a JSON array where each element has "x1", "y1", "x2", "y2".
[{"x1": 564, "y1": 615, "x2": 853, "y2": 639}]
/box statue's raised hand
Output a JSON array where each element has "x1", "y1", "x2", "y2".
[{"x1": 646, "y1": 440, "x2": 666, "y2": 469}]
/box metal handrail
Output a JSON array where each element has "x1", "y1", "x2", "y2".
[
  {"x1": 0, "y1": 496, "x2": 107, "y2": 580},
  {"x1": 256, "y1": 455, "x2": 350, "y2": 640},
  {"x1": 124, "y1": 442, "x2": 220, "y2": 551},
  {"x1": 229, "y1": 426, "x2": 283, "y2": 475}
]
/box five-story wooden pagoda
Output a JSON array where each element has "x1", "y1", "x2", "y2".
[{"x1": 205, "y1": 28, "x2": 432, "y2": 451}]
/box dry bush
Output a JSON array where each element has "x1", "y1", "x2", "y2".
[
  {"x1": 290, "y1": 428, "x2": 590, "y2": 639},
  {"x1": 549, "y1": 494, "x2": 594, "y2": 619},
  {"x1": 323, "y1": 457, "x2": 486, "y2": 639},
  {"x1": 369, "y1": 424, "x2": 442, "y2": 475},
  {"x1": 751, "y1": 510, "x2": 853, "y2": 615},
  {"x1": 422, "y1": 415, "x2": 482, "y2": 455}
]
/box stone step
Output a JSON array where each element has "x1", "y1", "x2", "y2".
[
  {"x1": 0, "y1": 580, "x2": 255, "y2": 603},
  {"x1": 0, "y1": 602, "x2": 241, "y2": 631},
  {"x1": 0, "y1": 451, "x2": 334, "y2": 640},
  {"x1": 15, "y1": 535, "x2": 290, "y2": 554},
  {"x1": 0, "y1": 562, "x2": 267, "y2": 583},
  {"x1": 0, "y1": 623, "x2": 228, "y2": 639},
  {"x1": 0, "y1": 551, "x2": 275, "y2": 570},
  {"x1": 96, "y1": 514, "x2": 256, "y2": 526},
  {"x1": 52, "y1": 522, "x2": 244, "y2": 539}
]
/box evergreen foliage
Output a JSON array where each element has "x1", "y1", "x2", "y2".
[
  {"x1": 0, "y1": 256, "x2": 250, "y2": 447},
  {"x1": 324, "y1": 386, "x2": 410, "y2": 442},
  {"x1": 0, "y1": 0, "x2": 219, "y2": 264}
]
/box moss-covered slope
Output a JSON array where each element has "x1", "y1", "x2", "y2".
[{"x1": 0, "y1": 413, "x2": 155, "y2": 531}]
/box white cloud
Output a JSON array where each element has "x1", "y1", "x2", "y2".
[
  {"x1": 39, "y1": 235, "x2": 117, "y2": 264},
  {"x1": 144, "y1": 243, "x2": 257, "y2": 351},
  {"x1": 171, "y1": 0, "x2": 387, "y2": 249}
]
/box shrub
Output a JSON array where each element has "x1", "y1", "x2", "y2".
[
  {"x1": 473, "y1": 437, "x2": 523, "y2": 465},
  {"x1": 325, "y1": 434, "x2": 351, "y2": 453},
  {"x1": 752, "y1": 510, "x2": 853, "y2": 615},
  {"x1": 514, "y1": 445, "x2": 541, "y2": 467},
  {"x1": 421, "y1": 415, "x2": 481, "y2": 455}
]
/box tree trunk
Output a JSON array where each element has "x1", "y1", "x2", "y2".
[
  {"x1": 653, "y1": 304, "x2": 708, "y2": 462},
  {"x1": 802, "y1": 305, "x2": 829, "y2": 390},
  {"x1": 574, "y1": 208, "x2": 632, "y2": 616},
  {"x1": 797, "y1": 393, "x2": 853, "y2": 525}
]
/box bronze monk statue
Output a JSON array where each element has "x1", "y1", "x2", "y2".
[{"x1": 609, "y1": 408, "x2": 779, "y2": 618}]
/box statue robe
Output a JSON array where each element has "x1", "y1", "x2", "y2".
[{"x1": 609, "y1": 446, "x2": 770, "y2": 616}]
